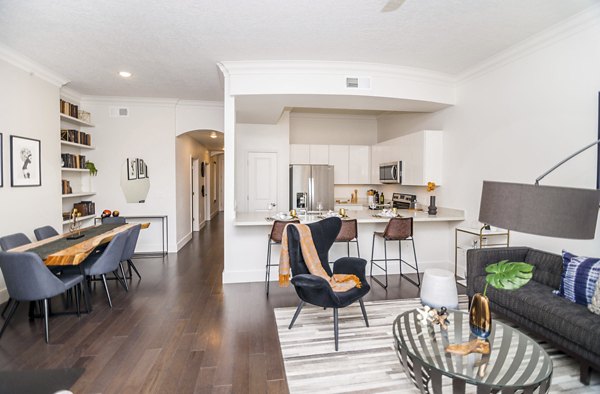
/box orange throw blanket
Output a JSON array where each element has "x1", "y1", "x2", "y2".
[{"x1": 279, "y1": 223, "x2": 362, "y2": 292}]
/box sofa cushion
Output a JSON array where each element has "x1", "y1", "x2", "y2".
[
  {"x1": 557, "y1": 251, "x2": 600, "y2": 306},
  {"x1": 589, "y1": 278, "x2": 600, "y2": 315},
  {"x1": 525, "y1": 249, "x2": 562, "y2": 288},
  {"x1": 472, "y1": 276, "x2": 600, "y2": 355}
]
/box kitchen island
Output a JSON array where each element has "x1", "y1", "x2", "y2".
[
  {"x1": 235, "y1": 207, "x2": 465, "y2": 226},
  {"x1": 223, "y1": 207, "x2": 465, "y2": 284}
]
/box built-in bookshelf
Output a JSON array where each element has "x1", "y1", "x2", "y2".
[{"x1": 60, "y1": 96, "x2": 96, "y2": 228}]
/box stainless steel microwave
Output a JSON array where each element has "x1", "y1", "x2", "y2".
[{"x1": 379, "y1": 161, "x2": 402, "y2": 184}]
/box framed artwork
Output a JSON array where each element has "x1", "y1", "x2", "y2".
[
  {"x1": 138, "y1": 159, "x2": 146, "y2": 178},
  {"x1": 0, "y1": 133, "x2": 3, "y2": 188},
  {"x1": 10, "y1": 135, "x2": 41, "y2": 187},
  {"x1": 127, "y1": 158, "x2": 137, "y2": 180}
]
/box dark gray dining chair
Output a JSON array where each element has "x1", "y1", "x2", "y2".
[
  {"x1": 0, "y1": 251, "x2": 84, "y2": 343},
  {"x1": 121, "y1": 224, "x2": 142, "y2": 280},
  {"x1": 33, "y1": 226, "x2": 59, "y2": 241},
  {"x1": 102, "y1": 216, "x2": 126, "y2": 225},
  {"x1": 0, "y1": 233, "x2": 31, "y2": 251},
  {"x1": 0, "y1": 233, "x2": 31, "y2": 318},
  {"x1": 80, "y1": 231, "x2": 128, "y2": 308}
]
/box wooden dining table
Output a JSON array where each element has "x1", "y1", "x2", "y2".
[{"x1": 8, "y1": 222, "x2": 149, "y2": 312}]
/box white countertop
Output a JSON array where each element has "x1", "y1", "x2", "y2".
[{"x1": 234, "y1": 207, "x2": 465, "y2": 226}]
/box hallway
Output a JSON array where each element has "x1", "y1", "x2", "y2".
[{"x1": 0, "y1": 214, "x2": 431, "y2": 393}]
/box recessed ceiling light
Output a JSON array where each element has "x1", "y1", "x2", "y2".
[
  {"x1": 210, "y1": 132, "x2": 217, "y2": 139},
  {"x1": 119, "y1": 71, "x2": 132, "y2": 78}
]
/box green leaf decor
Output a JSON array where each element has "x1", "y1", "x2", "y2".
[{"x1": 483, "y1": 260, "x2": 534, "y2": 296}]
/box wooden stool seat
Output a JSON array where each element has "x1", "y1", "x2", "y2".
[{"x1": 265, "y1": 219, "x2": 300, "y2": 295}]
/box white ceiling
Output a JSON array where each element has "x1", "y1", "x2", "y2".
[
  {"x1": 186, "y1": 130, "x2": 224, "y2": 151},
  {"x1": 0, "y1": 0, "x2": 594, "y2": 100}
]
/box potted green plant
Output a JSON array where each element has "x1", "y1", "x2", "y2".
[
  {"x1": 85, "y1": 161, "x2": 98, "y2": 176},
  {"x1": 470, "y1": 260, "x2": 534, "y2": 338}
]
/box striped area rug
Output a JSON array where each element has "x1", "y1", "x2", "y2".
[{"x1": 274, "y1": 296, "x2": 600, "y2": 393}]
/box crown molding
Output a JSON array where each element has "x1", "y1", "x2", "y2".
[
  {"x1": 81, "y1": 95, "x2": 179, "y2": 106},
  {"x1": 457, "y1": 3, "x2": 600, "y2": 84},
  {"x1": 0, "y1": 43, "x2": 69, "y2": 87},
  {"x1": 60, "y1": 86, "x2": 83, "y2": 104}
]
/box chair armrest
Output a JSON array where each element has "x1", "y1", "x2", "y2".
[
  {"x1": 466, "y1": 247, "x2": 530, "y2": 294},
  {"x1": 333, "y1": 257, "x2": 367, "y2": 280},
  {"x1": 291, "y1": 274, "x2": 330, "y2": 290}
]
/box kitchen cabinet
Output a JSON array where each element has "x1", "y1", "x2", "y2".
[
  {"x1": 309, "y1": 145, "x2": 329, "y2": 164},
  {"x1": 348, "y1": 145, "x2": 371, "y2": 184},
  {"x1": 328, "y1": 145, "x2": 349, "y2": 184},
  {"x1": 370, "y1": 130, "x2": 443, "y2": 186},
  {"x1": 290, "y1": 144, "x2": 310, "y2": 164},
  {"x1": 400, "y1": 130, "x2": 443, "y2": 186}
]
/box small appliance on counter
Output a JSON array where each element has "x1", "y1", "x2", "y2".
[{"x1": 392, "y1": 193, "x2": 417, "y2": 209}]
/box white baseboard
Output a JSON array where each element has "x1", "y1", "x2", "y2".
[
  {"x1": 222, "y1": 260, "x2": 452, "y2": 284},
  {"x1": 176, "y1": 232, "x2": 193, "y2": 251},
  {"x1": 209, "y1": 210, "x2": 218, "y2": 220}
]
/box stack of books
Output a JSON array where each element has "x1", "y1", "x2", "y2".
[
  {"x1": 62, "y1": 153, "x2": 87, "y2": 169},
  {"x1": 60, "y1": 99, "x2": 79, "y2": 118},
  {"x1": 73, "y1": 201, "x2": 95, "y2": 216},
  {"x1": 61, "y1": 129, "x2": 92, "y2": 146},
  {"x1": 61, "y1": 179, "x2": 72, "y2": 195}
]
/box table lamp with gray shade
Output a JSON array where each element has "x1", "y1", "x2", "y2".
[{"x1": 479, "y1": 138, "x2": 600, "y2": 239}]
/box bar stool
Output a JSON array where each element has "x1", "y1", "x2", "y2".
[
  {"x1": 265, "y1": 219, "x2": 300, "y2": 296},
  {"x1": 334, "y1": 219, "x2": 360, "y2": 257},
  {"x1": 370, "y1": 217, "x2": 421, "y2": 289}
]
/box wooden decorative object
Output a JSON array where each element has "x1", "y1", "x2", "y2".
[{"x1": 446, "y1": 339, "x2": 490, "y2": 356}]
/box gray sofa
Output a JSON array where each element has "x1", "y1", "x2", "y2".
[{"x1": 467, "y1": 247, "x2": 600, "y2": 384}]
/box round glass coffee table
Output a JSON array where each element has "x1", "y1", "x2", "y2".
[{"x1": 393, "y1": 309, "x2": 552, "y2": 393}]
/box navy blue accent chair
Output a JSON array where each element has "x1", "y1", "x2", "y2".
[
  {"x1": 0, "y1": 251, "x2": 84, "y2": 343},
  {"x1": 34, "y1": 226, "x2": 59, "y2": 241},
  {"x1": 80, "y1": 231, "x2": 129, "y2": 308},
  {"x1": 286, "y1": 217, "x2": 370, "y2": 351},
  {"x1": 121, "y1": 224, "x2": 142, "y2": 280}
]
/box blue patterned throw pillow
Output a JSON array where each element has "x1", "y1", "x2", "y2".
[{"x1": 557, "y1": 251, "x2": 600, "y2": 306}]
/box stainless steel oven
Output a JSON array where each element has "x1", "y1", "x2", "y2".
[{"x1": 379, "y1": 161, "x2": 402, "y2": 184}]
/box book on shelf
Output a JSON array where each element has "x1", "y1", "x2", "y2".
[
  {"x1": 60, "y1": 129, "x2": 91, "y2": 146},
  {"x1": 61, "y1": 153, "x2": 87, "y2": 169},
  {"x1": 73, "y1": 201, "x2": 96, "y2": 216},
  {"x1": 61, "y1": 179, "x2": 73, "y2": 195},
  {"x1": 60, "y1": 99, "x2": 79, "y2": 119}
]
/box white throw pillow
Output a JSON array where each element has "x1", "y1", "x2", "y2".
[{"x1": 588, "y1": 278, "x2": 600, "y2": 315}]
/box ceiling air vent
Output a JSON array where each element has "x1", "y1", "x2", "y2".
[
  {"x1": 109, "y1": 106, "x2": 129, "y2": 118},
  {"x1": 345, "y1": 76, "x2": 371, "y2": 89}
]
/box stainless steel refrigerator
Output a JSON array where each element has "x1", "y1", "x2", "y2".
[{"x1": 289, "y1": 165, "x2": 335, "y2": 211}]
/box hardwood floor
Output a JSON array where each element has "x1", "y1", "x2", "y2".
[{"x1": 0, "y1": 214, "x2": 462, "y2": 393}]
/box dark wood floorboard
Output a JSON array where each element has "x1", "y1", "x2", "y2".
[{"x1": 0, "y1": 213, "x2": 464, "y2": 393}]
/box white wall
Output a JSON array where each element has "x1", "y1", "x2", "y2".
[
  {"x1": 81, "y1": 98, "x2": 179, "y2": 252},
  {"x1": 235, "y1": 111, "x2": 290, "y2": 212},
  {"x1": 377, "y1": 112, "x2": 447, "y2": 143},
  {"x1": 444, "y1": 16, "x2": 600, "y2": 257},
  {"x1": 0, "y1": 58, "x2": 61, "y2": 302},
  {"x1": 175, "y1": 134, "x2": 209, "y2": 248},
  {"x1": 175, "y1": 101, "x2": 224, "y2": 136},
  {"x1": 377, "y1": 13, "x2": 600, "y2": 259},
  {"x1": 290, "y1": 112, "x2": 378, "y2": 145}
]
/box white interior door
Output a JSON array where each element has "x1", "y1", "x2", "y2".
[
  {"x1": 248, "y1": 152, "x2": 277, "y2": 212},
  {"x1": 192, "y1": 158, "x2": 201, "y2": 231}
]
